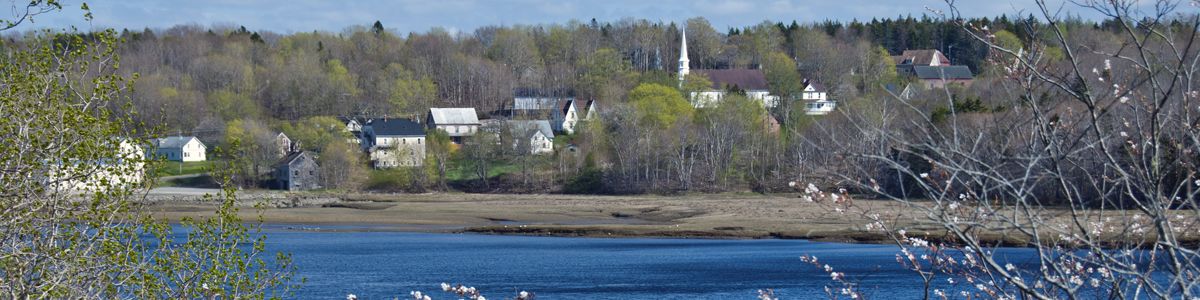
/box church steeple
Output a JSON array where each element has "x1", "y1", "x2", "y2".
[{"x1": 678, "y1": 26, "x2": 690, "y2": 82}]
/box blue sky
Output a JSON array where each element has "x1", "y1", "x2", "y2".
[{"x1": 24, "y1": 0, "x2": 1127, "y2": 34}]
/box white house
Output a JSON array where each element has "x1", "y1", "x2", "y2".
[
  {"x1": 274, "y1": 132, "x2": 292, "y2": 159},
  {"x1": 45, "y1": 139, "x2": 145, "y2": 193},
  {"x1": 506, "y1": 120, "x2": 555, "y2": 154},
  {"x1": 151, "y1": 136, "x2": 206, "y2": 162},
  {"x1": 582, "y1": 99, "x2": 599, "y2": 120},
  {"x1": 800, "y1": 79, "x2": 837, "y2": 115},
  {"x1": 363, "y1": 118, "x2": 426, "y2": 168},
  {"x1": 678, "y1": 27, "x2": 780, "y2": 108},
  {"x1": 426, "y1": 108, "x2": 481, "y2": 144},
  {"x1": 339, "y1": 116, "x2": 365, "y2": 146},
  {"x1": 688, "y1": 69, "x2": 780, "y2": 108}
]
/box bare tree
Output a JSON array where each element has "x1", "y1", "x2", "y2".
[{"x1": 800, "y1": 1, "x2": 1200, "y2": 298}]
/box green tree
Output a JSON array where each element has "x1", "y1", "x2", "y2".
[
  {"x1": 209, "y1": 89, "x2": 261, "y2": 121},
  {"x1": 318, "y1": 139, "x2": 367, "y2": 190},
  {"x1": 385, "y1": 63, "x2": 437, "y2": 117},
  {"x1": 279, "y1": 116, "x2": 351, "y2": 152},
  {"x1": 0, "y1": 3, "x2": 293, "y2": 298},
  {"x1": 579, "y1": 48, "x2": 634, "y2": 101},
  {"x1": 424, "y1": 129, "x2": 453, "y2": 191},
  {"x1": 628, "y1": 83, "x2": 693, "y2": 128},
  {"x1": 679, "y1": 72, "x2": 714, "y2": 105},
  {"x1": 992, "y1": 30, "x2": 1024, "y2": 51}
]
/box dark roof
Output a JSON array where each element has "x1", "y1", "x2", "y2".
[
  {"x1": 694, "y1": 69, "x2": 770, "y2": 90},
  {"x1": 273, "y1": 151, "x2": 312, "y2": 168},
  {"x1": 558, "y1": 99, "x2": 575, "y2": 115},
  {"x1": 367, "y1": 118, "x2": 425, "y2": 136},
  {"x1": 583, "y1": 99, "x2": 598, "y2": 115},
  {"x1": 803, "y1": 79, "x2": 827, "y2": 92},
  {"x1": 894, "y1": 50, "x2": 950, "y2": 66},
  {"x1": 913, "y1": 65, "x2": 974, "y2": 80}
]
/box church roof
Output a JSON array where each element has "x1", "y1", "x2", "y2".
[
  {"x1": 693, "y1": 69, "x2": 770, "y2": 91},
  {"x1": 913, "y1": 65, "x2": 974, "y2": 80}
]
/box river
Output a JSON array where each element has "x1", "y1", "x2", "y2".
[{"x1": 250, "y1": 225, "x2": 1043, "y2": 299}]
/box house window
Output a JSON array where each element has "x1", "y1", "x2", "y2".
[{"x1": 293, "y1": 170, "x2": 299, "y2": 176}]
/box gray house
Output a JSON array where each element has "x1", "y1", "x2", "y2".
[{"x1": 274, "y1": 151, "x2": 319, "y2": 191}]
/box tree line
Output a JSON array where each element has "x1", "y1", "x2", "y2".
[{"x1": 1, "y1": 13, "x2": 1151, "y2": 197}]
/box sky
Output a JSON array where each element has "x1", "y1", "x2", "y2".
[{"x1": 20, "y1": 0, "x2": 1135, "y2": 34}]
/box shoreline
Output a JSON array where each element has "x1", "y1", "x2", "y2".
[
  {"x1": 144, "y1": 190, "x2": 1194, "y2": 248},
  {"x1": 145, "y1": 190, "x2": 920, "y2": 244}
]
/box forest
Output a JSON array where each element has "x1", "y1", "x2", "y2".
[{"x1": 2, "y1": 14, "x2": 1164, "y2": 197}]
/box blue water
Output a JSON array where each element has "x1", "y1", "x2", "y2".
[{"x1": 253, "y1": 225, "x2": 1041, "y2": 300}]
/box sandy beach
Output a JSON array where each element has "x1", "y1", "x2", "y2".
[
  {"x1": 142, "y1": 190, "x2": 1198, "y2": 246},
  {"x1": 143, "y1": 190, "x2": 976, "y2": 243}
]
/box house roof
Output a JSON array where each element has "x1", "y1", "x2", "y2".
[
  {"x1": 557, "y1": 99, "x2": 576, "y2": 115},
  {"x1": 913, "y1": 65, "x2": 974, "y2": 80},
  {"x1": 154, "y1": 136, "x2": 203, "y2": 149},
  {"x1": 513, "y1": 97, "x2": 571, "y2": 110},
  {"x1": 507, "y1": 120, "x2": 555, "y2": 140},
  {"x1": 803, "y1": 79, "x2": 827, "y2": 92},
  {"x1": 368, "y1": 118, "x2": 425, "y2": 136},
  {"x1": 428, "y1": 108, "x2": 480, "y2": 125},
  {"x1": 583, "y1": 99, "x2": 599, "y2": 116},
  {"x1": 693, "y1": 69, "x2": 770, "y2": 90},
  {"x1": 513, "y1": 87, "x2": 574, "y2": 98},
  {"x1": 894, "y1": 49, "x2": 950, "y2": 66},
  {"x1": 273, "y1": 151, "x2": 313, "y2": 168}
]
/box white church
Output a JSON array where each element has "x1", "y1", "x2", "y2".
[{"x1": 677, "y1": 28, "x2": 835, "y2": 115}]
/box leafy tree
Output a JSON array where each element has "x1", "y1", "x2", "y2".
[
  {"x1": 0, "y1": 2, "x2": 293, "y2": 298},
  {"x1": 318, "y1": 139, "x2": 367, "y2": 190},
  {"x1": 628, "y1": 83, "x2": 693, "y2": 128},
  {"x1": 578, "y1": 48, "x2": 634, "y2": 101},
  {"x1": 424, "y1": 129, "x2": 453, "y2": 191},
  {"x1": 385, "y1": 63, "x2": 437, "y2": 117},
  {"x1": 279, "y1": 116, "x2": 351, "y2": 152},
  {"x1": 679, "y1": 72, "x2": 714, "y2": 104}
]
